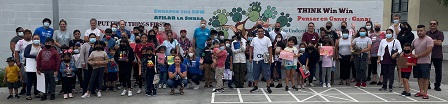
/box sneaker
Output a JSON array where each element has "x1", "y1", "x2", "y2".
[
  {"x1": 327, "y1": 83, "x2": 331, "y2": 88},
  {"x1": 414, "y1": 92, "x2": 423, "y2": 97},
  {"x1": 313, "y1": 77, "x2": 317, "y2": 81},
  {"x1": 212, "y1": 89, "x2": 221, "y2": 93},
  {"x1": 389, "y1": 88, "x2": 393, "y2": 92},
  {"x1": 379, "y1": 88, "x2": 387, "y2": 91},
  {"x1": 370, "y1": 81, "x2": 377, "y2": 85},
  {"x1": 81, "y1": 93, "x2": 90, "y2": 99},
  {"x1": 97, "y1": 92, "x2": 102, "y2": 98},
  {"x1": 292, "y1": 86, "x2": 298, "y2": 91},
  {"x1": 7, "y1": 95, "x2": 13, "y2": 99},
  {"x1": 361, "y1": 82, "x2": 367, "y2": 89},
  {"x1": 285, "y1": 86, "x2": 289, "y2": 91},
  {"x1": 68, "y1": 93, "x2": 73, "y2": 98},
  {"x1": 250, "y1": 86, "x2": 259, "y2": 93},
  {"x1": 121, "y1": 90, "x2": 127, "y2": 96},
  {"x1": 308, "y1": 83, "x2": 314, "y2": 87},
  {"x1": 275, "y1": 83, "x2": 283, "y2": 88},
  {"x1": 323, "y1": 84, "x2": 327, "y2": 88},
  {"x1": 50, "y1": 94, "x2": 55, "y2": 100},
  {"x1": 301, "y1": 85, "x2": 306, "y2": 89},
  {"x1": 354, "y1": 82, "x2": 361, "y2": 88},
  {"x1": 137, "y1": 89, "x2": 142, "y2": 94},
  {"x1": 40, "y1": 95, "x2": 47, "y2": 101},
  {"x1": 194, "y1": 84, "x2": 200, "y2": 90},
  {"x1": 401, "y1": 91, "x2": 407, "y2": 95},
  {"x1": 434, "y1": 87, "x2": 441, "y2": 91},
  {"x1": 15, "y1": 94, "x2": 20, "y2": 99},
  {"x1": 228, "y1": 85, "x2": 234, "y2": 89},
  {"x1": 248, "y1": 81, "x2": 253, "y2": 87},
  {"x1": 267, "y1": 87, "x2": 272, "y2": 93},
  {"x1": 270, "y1": 83, "x2": 275, "y2": 87},
  {"x1": 221, "y1": 88, "x2": 225, "y2": 92},
  {"x1": 405, "y1": 92, "x2": 411, "y2": 96},
  {"x1": 63, "y1": 94, "x2": 68, "y2": 99},
  {"x1": 377, "y1": 82, "x2": 383, "y2": 85},
  {"x1": 127, "y1": 91, "x2": 132, "y2": 97},
  {"x1": 152, "y1": 91, "x2": 157, "y2": 97},
  {"x1": 158, "y1": 84, "x2": 163, "y2": 89},
  {"x1": 162, "y1": 84, "x2": 167, "y2": 89}
]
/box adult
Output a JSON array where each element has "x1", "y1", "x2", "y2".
[
  {"x1": 335, "y1": 29, "x2": 352, "y2": 86},
  {"x1": 23, "y1": 34, "x2": 42, "y2": 100},
  {"x1": 10, "y1": 27, "x2": 24, "y2": 57},
  {"x1": 178, "y1": 29, "x2": 192, "y2": 57},
  {"x1": 426, "y1": 20, "x2": 444, "y2": 91},
  {"x1": 249, "y1": 27, "x2": 273, "y2": 93},
  {"x1": 130, "y1": 27, "x2": 141, "y2": 42},
  {"x1": 14, "y1": 29, "x2": 33, "y2": 95},
  {"x1": 69, "y1": 30, "x2": 84, "y2": 49},
  {"x1": 116, "y1": 20, "x2": 131, "y2": 39},
  {"x1": 101, "y1": 28, "x2": 116, "y2": 50},
  {"x1": 368, "y1": 23, "x2": 385, "y2": 85},
  {"x1": 138, "y1": 25, "x2": 146, "y2": 34},
  {"x1": 251, "y1": 20, "x2": 270, "y2": 39},
  {"x1": 245, "y1": 33, "x2": 254, "y2": 87},
  {"x1": 157, "y1": 23, "x2": 178, "y2": 44},
  {"x1": 378, "y1": 29, "x2": 402, "y2": 92},
  {"x1": 351, "y1": 27, "x2": 372, "y2": 88},
  {"x1": 148, "y1": 30, "x2": 160, "y2": 47},
  {"x1": 115, "y1": 39, "x2": 135, "y2": 96},
  {"x1": 365, "y1": 21, "x2": 374, "y2": 34},
  {"x1": 168, "y1": 56, "x2": 188, "y2": 95},
  {"x1": 184, "y1": 48, "x2": 202, "y2": 90},
  {"x1": 34, "y1": 18, "x2": 54, "y2": 44},
  {"x1": 270, "y1": 33, "x2": 285, "y2": 88},
  {"x1": 193, "y1": 19, "x2": 211, "y2": 57},
  {"x1": 83, "y1": 18, "x2": 102, "y2": 41},
  {"x1": 162, "y1": 32, "x2": 179, "y2": 56},
  {"x1": 397, "y1": 22, "x2": 415, "y2": 47},
  {"x1": 323, "y1": 21, "x2": 340, "y2": 43},
  {"x1": 110, "y1": 23, "x2": 119, "y2": 39},
  {"x1": 389, "y1": 14, "x2": 401, "y2": 39},
  {"x1": 412, "y1": 25, "x2": 433, "y2": 99},
  {"x1": 232, "y1": 34, "x2": 247, "y2": 88},
  {"x1": 53, "y1": 19, "x2": 72, "y2": 50},
  {"x1": 79, "y1": 33, "x2": 97, "y2": 95},
  {"x1": 269, "y1": 22, "x2": 287, "y2": 41},
  {"x1": 302, "y1": 22, "x2": 319, "y2": 46}
]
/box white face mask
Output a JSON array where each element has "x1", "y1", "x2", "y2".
[
  {"x1": 226, "y1": 43, "x2": 230, "y2": 47},
  {"x1": 276, "y1": 38, "x2": 281, "y2": 41},
  {"x1": 220, "y1": 36, "x2": 225, "y2": 40},
  {"x1": 43, "y1": 22, "x2": 50, "y2": 27},
  {"x1": 188, "y1": 53, "x2": 194, "y2": 57},
  {"x1": 366, "y1": 26, "x2": 372, "y2": 30},
  {"x1": 111, "y1": 27, "x2": 117, "y2": 32},
  {"x1": 17, "y1": 32, "x2": 24, "y2": 37},
  {"x1": 200, "y1": 24, "x2": 206, "y2": 28}
]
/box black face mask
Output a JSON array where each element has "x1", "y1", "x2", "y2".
[
  {"x1": 120, "y1": 44, "x2": 127, "y2": 49},
  {"x1": 149, "y1": 35, "x2": 156, "y2": 38},
  {"x1": 64, "y1": 59, "x2": 71, "y2": 63},
  {"x1": 45, "y1": 45, "x2": 52, "y2": 49},
  {"x1": 274, "y1": 28, "x2": 280, "y2": 32},
  {"x1": 374, "y1": 28, "x2": 381, "y2": 31},
  {"x1": 401, "y1": 27, "x2": 407, "y2": 31},
  {"x1": 134, "y1": 33, "x2": 139, "y2": 36},
  {"x1": 341, "y1": 26, "x2": 347, "y2": 30},
  {"x1": 307, "y1": 46, "x2": 315, "y2": 50},
  {"x1": 326, "y1": 26, "x2": 332, "y2": 30},
  {"x1": 403, "y1": 50, "x2": 411, "y2": 54},
  {"x1": 135, "y1": 39, "x2": 141, "y2": 43},
  {"x1": 207, "y1": 43, "x2": 212, "y2": 47}
]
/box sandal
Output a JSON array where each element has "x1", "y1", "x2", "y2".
[
  {"x1": 339, "y1": 81, "x2": 344, "y2": 85},
  {"x1": 180, "y1": 87, "x2": 185, "y2": 95},
  {"x1": 170, "y1": 89, "x2": 175, "y2": 95},
  {"x1": 346, "y1": 82, "x2": 351, "y2": 86},
  {"x1": 34, "y1": 95, "x2": 41, "y2": 98},
  {"x1": 26, "y1": 96, "x2": 32, "y2": 100}
]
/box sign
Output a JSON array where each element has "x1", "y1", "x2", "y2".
[{"x1": 319, "y1": 46, "x2": 334, "y2": 56}]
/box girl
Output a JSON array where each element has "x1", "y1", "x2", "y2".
[
  {"x1": 335, "y1": 29, "x2": 352, "y2": 86},
  {"x1": 72, "y1": 43, "x2": 83, "y2": 94},
  {"x1": 156, "y1": 46, "x2": 167, "y2": 89},
  {"x1": 115, "y1": 39, "x2": 135, "y2": 96},
  {"x1": 296, "y1": 43, "x2": 309, "y2": 89},
  {"x1": 282, "y1": 37, "x2": 299, "y2": 91},
  {"x1": 378, "y1": 29, "x2": 402, "y2": 92},
  {"x1": 320, "y1": 40, "x2": 334, "y2": 88},
  {"x1": 245, "y1": 33, "x2": 254, "y2": 87},
  {"x1": 60, "y1": 51, "x2": 76, "y2": 99},
  {"x1": 213, "y1": 41, "x2": 228, "y2": 92},
  {"x1": 141, "y1": 47, "x2": 158, "y2": 96},
  {"x1": 351, "y1": 27, "x2": 372, "y2": 88},
  {"x1": 184, "y1": 48, "x2": 203, "y2": 90},
  {"x1": 271, "y1": 34, "x2": 285, "y2": 88},
  {"x1": 106, "y1": 48, "x2": 118, "y2": 92},
  {"x1": 82, "y1": 41, "x2": 108, "y2": 98}
]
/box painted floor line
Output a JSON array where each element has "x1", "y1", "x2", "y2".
[
  {"x1": 260, "y1": 88, "x2": 272, "y2": 102},
  {"x1": 288, "y1": 91, "x2": 302, "y2": 102},
  {"x1": 358, "y1": 87, "x2": 389, "y2": 102}
]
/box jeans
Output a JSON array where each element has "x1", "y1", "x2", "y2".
[
  {"x1": 215, "y1": 67, "x2": 225, "y2": 89},
  {"x1": 187, "y1": 73, "x2": 201, "y2": 85},
  {"x1": 246, "y1": 60, "x2": 254, "y2": 82},
  {"x1": 233, "y1": 63, "x2": 246, "y2": 87},
  {"x1": 88, "y1": 68, "x2": 104, "y2": 91},
  {"x1": 167, "y1": 79, "x2": 188, "y2": 88},
  {"x1": 26, "y1": 72, "x2": 39, "y2": 96},
  {"x1": 159, "y1": 71, "x2": 167, "y2": 85},
  {"x1": 270, "y1": 61, "x2": 282, "y2": 80},
  {"x1": 62, "y1": 77, "x2": 74, "y2": 94},
  {"x1": 42, "y1": 70, "x2": 55, "y2": 94},
  {"x1": 381, "y1": 64, "x2": 395, "y2": 89},
  {"x1": 252, "y1": 60, "x2": 271, "y2": 81},
  {"x1": 322, "y1": 67, "x2": 331, "y2": 83},
  {"x1": 431, "y1": 58, "x2": 442, "y2": 87},
  {"x1": 354, "y1": 54, "x2": 368, "y2": 82},
  {"x1": 145, "y1": 73, "x2": 155, "y2": 94}
]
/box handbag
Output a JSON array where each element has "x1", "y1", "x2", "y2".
[{"x1": 390, "y1": 40, "x2": 399, "y2": 61}]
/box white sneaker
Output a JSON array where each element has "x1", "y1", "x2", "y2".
[
  {"x1": 162, "y1": 84, "x2": 167, "y2": 89},
  {"x1": 194, "y1": 84, "x2": 200, "y2": 90},
  {"x1": 121, "y1": 90, "x2": 127, "y2": 96},
  {"x1": 81, "y1": 93, "x2": 90, "y2": 99},
  {"x1": 313, "y1": 77, "x2": 317, "y2": 81},
  {"x1": 97, "y1": 92, "x2": 102, "y2": 98},
  {"x1": 63, "y1": 94, "x2": 68, "y2": 99},
  {"x1": 68, "y1": 93, "x2": 73, "y2": 98},
  {"x1": 323, "y1": 84, "x2": 327, "y2": 88},
  {"x1": 309, "y1": 83, "x2": 315, "y2": 87},
  {"x1": 327, "y1": 83, "x2": 331, "y2": 88},
  {"x1": 137, "y1": 89, "x2": 142, "y2": 94},
  {"x1": 127, "y1": 91, "x2": 132, "y2": 97},
  {"x1": 158, "y1": 84, "x2": 162, "y2": 89}
]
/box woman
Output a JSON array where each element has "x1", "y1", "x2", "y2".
[
  {"x1": 351, "y1": 27, "x2": 372, "y2": 88},
  {"x1": 368, "y1": 23, "x2": 385, "y2": 85},
  {"x1": 271, "y1": 33, "x2": 285, "y2": 88},
  {"x1": 184, "y1": 48, "x2": 203, "y2": 90},
  {"x1": 79, "y1": 33, "x2": 97, "y2": 95},
  {"x1": 168, "y1": 56, "x2": 188, "y2": 95},
  {"x1": 115, "y1": 39, "x2": 135, "y2": 97},
  {"x1": 23, "y1": 34, "x2": 42, "y2": 100},
  {"x1": 377, "y1": 29, "x2": 402, "y2": 92},
  {"x1": 53, "y1": 19, "x2": 72, "y2": 50},
  {"x1": 162, "y1": 32, "x2": 179, "y2": 56},
  {"x1": 245, "y1": 33, "x2": 254, "y2": 87},
  {"x1": 148, "y1": 30, "x2": 160, "y2": 47},
  {"x1": 133, "y1": 34, "x2": 155, "y2": 94},
  {"x1": 335, "y1": 29, "x2": 352, "y2": 86},
  {"x1": 365, "y1": 21, "x2": 374, "y2": 34}
]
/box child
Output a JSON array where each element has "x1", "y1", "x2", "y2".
[
  {"x1": 72, "y1": 43, "x2": 83, "y2": 94},
  {"x1": 400, "y1": 43, "x2": 416, "y2": 96},
  {"x1": 4, "y1": 57, "x2": 22, "y2": 99},
  {"x1": 212, "y1": 40, "x2": 228, "y2": 93},
  {"x1": 297, "y1": 43, "x2": 309, "y2": 89},
  {"x1": 106, "y1": 48, "x2": 118, "y2": 92},
  {"x1": 320, "y1": 41, "x2": 334, "y2": 88},
  {"x1": 156, "y1": 46, "x2": 168, "y2": 89},
  {"x1": 306, "y1": 43, "x2": 320, "y2": 87},
  {"x1": 60, "y1": 52, "x2": 77, "y2": 99},
  {"x1": 202, "y1": 38, "x2": 214, "y2": 88},
  {"x1": 82, "y1": 41, "x2": 109, "y2": 98},
  {"x1": 224, "y1": 39, "x2": 234, "y2": 89},
  {"x1": 36, "y1": 38, "x2": 61, "y2": 101},
  {"x1": 142, "y1": 47, "x2": 158, "y2": 96},
  {"x1": 282, "y1": 37, "x2": 299, "y2": 91}
]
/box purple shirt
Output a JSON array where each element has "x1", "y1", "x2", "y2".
[
  {"x1": 412, "y1": 36, "x2": 434, "y2": 64},
  {"x1": 369, "y1": 32, "x2": 385, "y2": 57},
  {"x1": 426, "y1": 30, "x2": 444, "y2": 59}
]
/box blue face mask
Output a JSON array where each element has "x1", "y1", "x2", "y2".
[
  {"x1": 33, "y1": 40, "x2": 40, "y2": 45},
  {"x1": 386, "y1": 34, "x2": 393, "y2": 39},
  {"x1": 89, "y1": 38, "x2": 96, "y2": 43},
  {"x1": 219, "y1": 46, "x2": 225, "y2": 50},
  {"x1": 393, "y1": 20, "x2": 399, "y2": 23},
  {"x1": 342, "y1": 33, "x2": 349, "y2": 38},
  {"x1": 248, "y1": 37, "x2": 253, "y2": 41},
  {"x1": 359, "y1": 32, "x2": 367, "y2": 37}
]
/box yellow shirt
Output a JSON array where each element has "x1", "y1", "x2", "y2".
[{"x1": 5, "y1": 65, "x2": 20, "y2": 83}]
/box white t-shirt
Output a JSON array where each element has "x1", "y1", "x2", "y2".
[
  {"x1": 84, "y1": 28, "x2": 102, "y2": 38},
  {"x1": 15, "y1": 39, "x2": 33, "y2": 63},
  {"x1": 352, "y1": 37, "x2": 372, "y2": 51},
  {"x1": 269, "y1": 31, "x2": 287, "y2": 41},
  {"x1": 283, "y1": 46, "x2": 298, "y2": 66},
  {"x1": 250, "y1": 36, "x2": 272, "y2": 61},
  {"x1": 162, "y1": 39, "x2": 179, "y2": 56}
]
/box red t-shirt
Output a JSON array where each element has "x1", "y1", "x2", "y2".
[
  {"x1": 302, "y1": 32, "x2": 319, "y2": 45},
  {"x1": 134, "y1": 43, "x2": 155, "y2": 58},
  {"x1": 401, "y1": 53, "x2": 417, "y2": 72}
]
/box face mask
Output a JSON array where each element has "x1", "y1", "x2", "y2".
[
  {"x1": 300, "y1": 48, "x2": 306, "y2": 51},
  {"x1": 89, "y1": 38, "x2": 96, "y2": 43},
  {"x1": 200, "y1": 24, "x2": 206, "y2": 28},
  {"x1": 386, "y1": 34, "x2": 393, "y2": 39},
  {"x1": 135, "y1": 39, "x2": 141, "y2": 43},
  {"x1": 219, "y1": 36, "x2": 225, "y2": 40},
  {"x1": 341, "y1": 26, "x2": 346, "y2": 30},
  {"x1": 64, "y1": 59, "x2": 71, "y2": 63},
  {"x1": 276, "y1": 38, "x2": 281, "y2": 41},
  {"x1": 188, "y1": 53, "x2": 194, "y2": 57},
  {"x1": 207, "y1": 43, "x2": 212, "y2": 47},
  {"x1": 112, "y1": 27, "x2": 117, "y2": 32},
  {"x1": 106, "y1": 36, "x2": 111, "y2": 40},
  {"x1": 342, "y1": 33, "x2": 349, "y2": 38},
  {"x1": 225, "y1": 43, "x2": 230, "y2": 47},
  {"x1": 95, "y1": 47, "x2": 103, "y2": 51},
  {"x1": 73, "y1": 49, "x2": 80, "y2": 54},
  {"x1": 214, "y1": 36, "x2": 218, "y2": 39},
  {"x1": 45, "y1": 45, "x2": 52, "y2": 49},
  {"x1": 393, "y1": 20, "x2": 399, "y2": 23},
  {"x1": 307, "y1": 46, "x2": 314, "y2": 50},
  {"x1": 43, "y1": 22, "x2": 50, "y2": 27},
  {"x1": 374, "y1": 27, "x2": 381, "y2": 31},
  {"x1": 403, "y1": 50, "x2": 411, "y2": 54},
  {"x1": 219, "y1": 46, "x2": 225, "y2": 50},
  {"x1": 275, "y1": 28, "x2": 280, "y2": 32},
  {"x1": 401, "y1": 27, "x2": 407, "y2": 31},
  {"x1": 134, "y1": 33, "x2": 139, "y2": 36},
  {"x1": 120, "y1": 44, "x2": 126, "y2": 48},
  {"x1": 149, "y1": 35, "x2": 156, "y2": 39},
  {"x1": 248, "y1": 37, "x2": 253, "y2": 41},
  {"x1": 366, "y1": 26, "x2": 372, "y2": 30},
  {"x1": 17, "y1": 32, "x2": 24, "y2": 37},
  {"x1": 33, "y1": 40, "x2": 40, "y2": 45},
  {"x1": 359, "y1": 32, "x2": 367, "y2": 37},
  {"x1": 326, "y1": 26, "x2": 331, "y2": 30}
]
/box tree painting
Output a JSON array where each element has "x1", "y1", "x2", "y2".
[{"x1": 208, "y1": 1, "x2": 293, "y2": 38}]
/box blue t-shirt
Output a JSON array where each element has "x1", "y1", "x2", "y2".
[
  {"x1": 116, "y1": 30, "x2": 131, "y2": 39},
  {"x1": 107, "y1": 54, "x2": 118, "y2": 73},
  {"x1": 182, "y1": 58, "x2": 202, "y2": 75},
  {"x1": 34, "y1": 26, "x2": 54, "y2": 44},
  {"x1": 193, "y1": 28, "x2": 210, "y2": 50},
  {"x1": 168, "y1": 64, "x2": 187, "y2": 74},
  {"x1": 102, "y1": 38, "x2": 116, "y2": 49},
  {"x1": 298, "y1": 52, "x2": 309, "y2": 66}
]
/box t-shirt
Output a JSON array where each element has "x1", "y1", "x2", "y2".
[
  {"x1": 250, "y1": 36, "x2": 272, "y2": 61},
  {"x1": 369, "y1": 32, "x2": 385, "y2": 57},
  {"x1": 5, "y1": 65, "x2": 20, "y2": 83},
  {"x1": 183, "y1": 58, "x2": 202, "y2": 75},
  {"x1": 302, "y1": 32, "x2": 319, "y2": 45},
  {"x1": 107, "y1": 54, "x2": 118, "y2": 73},
  {"x1": 34, "y1": 26, "x2": 54, "y2": 44},
  {"x1": 214, "y1": 48, "x2": 228, "y2": 68},
  {"x1": 283, "y1": 46, "x2": 298, "y2": 66},
  {"x1": 15, "y1": 39, "x2": 33, "y2": 63},
  {"x1": 352, "y1": 37, "x2": 372, "y2": 52},
  {"x1": 116, "y1": 29, "x2": 131, "y2": 39},
  {"x1": 134, "y1": 43, "x2": 155, "y2": 58},
  {"x1": 53, "y1": 30, "x2": 72, "y2": 46},
  {"x1": 69, "y1": 39, "x2": 85, "y2": 48},
  {"x1": 412, "y1": 36, "x2": 434, "y2": 64},
  {"x1": 102, "y1": 38, "x2": 116, "y2": 50},
  {"x1": 321, "y1": 55, "x2": 333, "y2": 68},
  {"x1": 142, "y1": 54, "x2": 157, "y2": 74},
  {"x1": 162, "y1": 39, "x2": 179, "y2": 56},
  {"x1": 269, "y1": 31, "x2": 287, "y2": 41},
  {"x1": 168, "y1": 64, "x2": 187, "y2": 77},
  {"x1": 298, "y1": 51, "x2": 308, "y2": 66},
  {"x1": 194, "y1": 28, "x2": 211, "y2": 50},
  {"x1": 427, "y1": 30, "x2": 444, "y2": 59},
  {"x1": 157, "y1": 31, "x2": 179, "y2": 44},
  {"x1": 401, "y1": 54, "x2": 417, "y2": 72},
  {"x1": 84, "y1": 28, "x2": 102, "y2": 39}
]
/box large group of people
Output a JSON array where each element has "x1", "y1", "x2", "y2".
[{"x1": 2, "y1": 14, "x2": 444, "y2": 101}]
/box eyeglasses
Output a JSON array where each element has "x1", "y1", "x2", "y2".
[{"x1": 430, "y1": 23, "x2": 437, "y2": 25}]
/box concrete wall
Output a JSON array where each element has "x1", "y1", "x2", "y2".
[{"x1": 419, "y1": 0, "x2": 448, "y2": 31}]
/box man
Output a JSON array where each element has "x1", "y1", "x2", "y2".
[
  {"x1": 178, "y1": 29, "x2": 191, "y2": 57},
  {"x1": 14, "y1": 29, "x2": 33, "y2": 95},
  {"x1": 251, "y1": 20, "x2": 270, "y2": 39},
  {"x1": 116, "y1": 20, "x2": 131, "y2": 39},
  {"x1": 412, "y1": 25, "x2": 434, "y2": 99},
  {"x1": 193, "y1": 19, "x2": 211, "y2": 57},
  {"x1": 83, "y1": 18, "x2": 102, "y2": 41},
  {"x1": 232, "y1": 35, "x2": 247, "y2": 88},
  {"x1": 426, "y1": 20, "x2": 444, "y2": 91},
  {"x1": 249, "y1": 27, "x2": 273, "y2": 93},
  {"x1": 389, "y1": 14, "x2": 401, "y2": 39},
  {"x1": 10, "y1": 27, "x2": 24, "y2": 57},
  {"x1": 269, "y1": 22, "x2": 287, "y2": 41},
  {"x1": 110, "y1": 23, "x2": 119, "y2": 39},
  {"x1": 131, "y1": 27, "x2": 141, "y2": 42},
  {"x1": 138, "y1": 25, "x2": 146, "y2": 34},
  {"x1": 157, "y1": 23, "x2": 179, "y2": 43},
  {"x1": 302, "y1": 22, "x2": 319, "y2": 46},
  {"x1": 36, "y1": 38, "x2": 61, "y2": 101},
  {"x1": 34, "y1": 18, "x2": 54, "y2": 44}
]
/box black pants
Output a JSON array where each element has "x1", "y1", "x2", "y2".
[
  {"x1": 26, "y1": 72, "x2": 39, "y2": 96},
  {"x1": 119, "y1": 63, "x2": 132, "y2": 89},
  {"x1": 233, "y1": 63, "x2": 246, "y2": 87},
  {"x1": 74, "y1": 68, "x2": 83, "y2": 90},
  {"x1": 351, "y1": 61, "x2": 356, "y2": 79},
  {"x1": 307, "y1": 66, "x2": 316, "y2": 83},
  {"x1": 145, "y1": 73, "x2": 155, "y2": 94},
  {"x1": 82, "y1": 66, "x2": 96, "y2": 94},
  {"x1": 368, "y1": 57, "x2": 379, "y2": 78},
  {"x1": 339, "y1": 57, "x2": 351, "y2": 80},
  {"x1": 133, "y1": 63, "x2": 142, "y2": 88},
  {"x1": 42, "y1": 70, "x2": 55, "y2": 94},
  {"x1": 62, "y1": 77, "x2": 74, "y2": 94},
  {"x1": 381, "y1": 64, "x2": 395, "y2": 89},
  {"x1": 431, "y1": 58, "x2": 442, "y2": 87},
  {"x1": 88, "y1": 68, "x2": 104, "y2": 91},
  {"x1": 187, "y1": 73, "x2": 201, "y2": 85}
]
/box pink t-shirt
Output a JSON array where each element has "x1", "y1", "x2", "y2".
[
  {"x1": 412, "y1": 36, "x2": 434, "y2": 64},
  {"x1": 321, "y1": 55, "x2": 333, "y2": 68},
  {"x1": 214, "y1": 48, "x2": 228, "y2": 68}
]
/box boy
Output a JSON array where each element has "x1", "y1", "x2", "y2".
[
  {"x1": 107, "y1": 48, "x2": 118, "y2": 92},
  {"x1": 400, "y1": 43, "x2": 417, "y2": 96},
  {"x1": 156, "y1": 46, "x2": 167, "y2": 89},
  {"x1": 4, "y1": 57, "x2": 22, "y2": 99},
  {"x1": 224, "y1": 39, "x2": 234, "y2": 89},
  {"x1": 36, "y1": 38, "x2": 61, "y2": 101},
  {"x1": 212, "y1": 40, "x2": 228, "y2": 92},
  {"x1": 142, "y1": 47, "x2": 158, "y2": 96},
  {"x1": 202, "y1": 38, "x2": 214, "y2": 88}
]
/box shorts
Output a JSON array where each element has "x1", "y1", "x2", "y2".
[
  {"x1": 252, "y1": 60, "x2": 271, "y2": 81},
  {"x1": 413, "y1": 64, "x2": 431, "y2": 79},
  {"x1": 285, "y1": 66, "x2": 297, "y2": 70},
  {"x1": 401, "y1": 72, "x2": 411, "y2": 79},
  {"x1": 108, "y1": 72, "x2": 118, "y2": 81},
  {"x1": 7, "y1": 81, "x2": 21, "y2": 89}
]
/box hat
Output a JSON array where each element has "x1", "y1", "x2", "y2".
[{"x1": 6, "y1": 57, "x2": 15, "y2": 62}]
